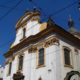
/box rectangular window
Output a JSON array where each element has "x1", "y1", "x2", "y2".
[
  {"x1": 18, "y1": 55, "x2": 24, "y2": 71},
  {"x1": 20, "y1": 28, "x2": 26, "y2": 41},
  {"x1": 38, "y1": 48, "x2": 44, "y2": 66},
  {"x1": 23, "y1": 28, "x2": 26, "y2": 38},
  {"x1": 64, "y1": 48, "x2": 72, "y2": 67},
  {"x1": 8, "y1": 62, "x2": 12, "y2": 75}
]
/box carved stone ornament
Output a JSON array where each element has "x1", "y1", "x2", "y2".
[
  {"x1": 44, "y1": 38, "x2": 59, "y2": 47},
  {"x1": 13, "y1": 70, "x2": 25, "y2": 80},
  {"x1": 28, "y1": 45, "x2": 37, "y2": 53},
  {"x1": 5, "y1": 56, "x2": 15, "y2": 64},
  {"x1": 5, "y1": 59, "x2": 9, "y2": 64},
  {"x1": 74, "y1": 48, "x2": 79, "y2": 55}
]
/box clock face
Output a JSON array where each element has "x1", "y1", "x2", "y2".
[
  {"x1": 70, "y1": 74, "x2": 80, "y2": 80},
  {"x1": 64, "y1": 71, "x2": 80, "y2": 80}
]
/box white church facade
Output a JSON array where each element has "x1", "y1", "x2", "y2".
[{"x1": 3, "y1": 9, "x2": 80, "y2": 80}]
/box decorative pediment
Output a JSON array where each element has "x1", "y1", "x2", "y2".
[
  {"x1": 16, "y1": 13, "x2": 30, "y2": 30},
  {"x1": 16, "y1": 10, "x2": 40, "y2": 30}
]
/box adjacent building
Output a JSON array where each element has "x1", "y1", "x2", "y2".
[{"x1": 3, "y1": 9, "x2": 80, "y2": 80}]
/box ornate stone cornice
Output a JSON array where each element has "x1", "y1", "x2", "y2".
[{"x1": 4, "y1": 19, "x2": 80, "y2": 58}]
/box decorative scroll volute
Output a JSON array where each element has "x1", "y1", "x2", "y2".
[
  {"x1": 44, "y1": 38, "x2": 59, "y2": 47},
  {"x1": 28, "y1": 46, "x2": 37, "y2": 53}
]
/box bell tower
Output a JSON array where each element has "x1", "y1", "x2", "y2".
[{"x1": 68, "y1": 15, "x2": 80, "y2": 39}]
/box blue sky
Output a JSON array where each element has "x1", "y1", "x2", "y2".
[{"x1": 0, "y1": 0, "x2": 80, "y2": 66}]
